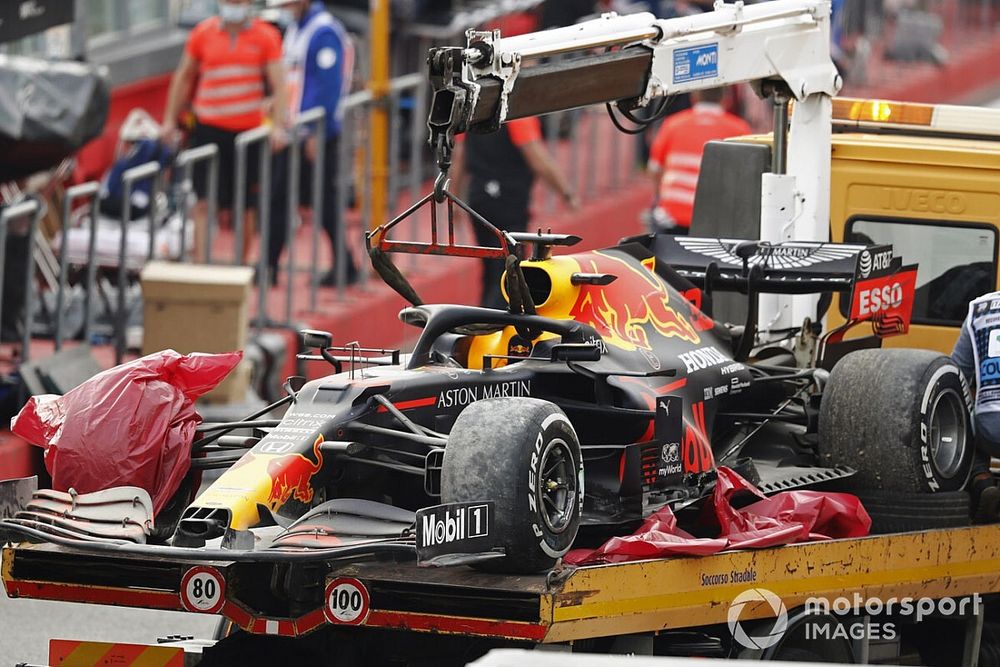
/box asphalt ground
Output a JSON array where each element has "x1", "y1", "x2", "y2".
[{"x1": 0, "y1": 592, "x2": 220, "y2": 665}]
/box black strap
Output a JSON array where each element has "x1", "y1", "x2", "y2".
[
  {"x1": 370, "y1": 247, "x2": 424, "y2": 307},
  {"x1": 503, "y1": 253, "x2": 539, "y2": 340}
]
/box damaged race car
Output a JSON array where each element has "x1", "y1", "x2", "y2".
[{"x1": 1, "y1": 201, "x2": 973, "y2": 576}]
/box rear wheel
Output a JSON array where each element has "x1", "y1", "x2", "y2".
[
  {"x1": 441, "y1": 398, "x2": 583, "y2": 573},
  {"x1": 819, "y1": 349, "x2": 974, "y2": 494}
]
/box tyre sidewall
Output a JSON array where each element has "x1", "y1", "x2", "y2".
[
  {"x1": 522, "y1": 411, "x2": 585, "y2": 560},
  {"x1": 914, "y1": 360, "x2": 974, "y2": 493}
]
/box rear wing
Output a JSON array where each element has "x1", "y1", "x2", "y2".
[
  {"x1": 647, "y1": 236, "x2": 888, "y2": 293},
  {"x1": 638, "y1": 234, "x2": 919, "y2": 339}
]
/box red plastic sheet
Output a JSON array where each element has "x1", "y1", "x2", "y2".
[
  {"x1": 566, "y1": 467, "x2": 871, "y2": 565},
  {"x1": 11, "y1": 350, "x2": 241, "y2": 516}
]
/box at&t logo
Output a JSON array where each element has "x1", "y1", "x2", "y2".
[{"x1": 728, "y1": 588, "x2": 789, "y2": 650}]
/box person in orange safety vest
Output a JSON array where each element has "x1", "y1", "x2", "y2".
[
  {"x1": 647, "y1": 87, "x2": 751, "y2": 234},
  {"x1": 162, "y1": 0, "x2": 289, "y2": 264}
]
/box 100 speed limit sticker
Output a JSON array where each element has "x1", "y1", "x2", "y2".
[
  {"x1": 324, "y1": 577, "x2": 370, "y2": 625},
  {"x1": 180, "y1": 566, "x2": 226, "y2": 614}
]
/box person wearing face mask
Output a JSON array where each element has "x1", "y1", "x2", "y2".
[
  {"x1": 162, "y1": 0, "x2": 288, "y2": 264},
  {"x1": 263, "y1": 0, "x2": 358, "y2": 287}
]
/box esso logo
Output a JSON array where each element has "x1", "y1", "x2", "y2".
[
  {"x1": 180, "y1": 566, "x2": 226, "y2": 614},
  {"x1": 324, "y1": 577, "x2": 370, "y2": 625},
  {"x1": 858, "y1": 283, "x2": 903, "y2": 317}
]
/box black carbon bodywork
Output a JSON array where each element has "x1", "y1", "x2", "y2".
[{"x1": 174, "y1": 235, "x2": 881, "y2": 545}]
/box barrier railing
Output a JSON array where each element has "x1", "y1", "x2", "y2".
[
  {"x1": 115, "y1": 161, "x2": 161, "y2": 365},
  {"x1": 55, "y1": 181, "x2": 99, "y2": 351},
  {"x1": 285, "y1": 106, "x2": 326, "y2": 318},
  {"x1": 0, "y1": 199, "x2": 43, "y2": 370},
  {"x1": 9, "y1": 71, "x2": 642, "y2": 372},
  {"x1": 175, "y1": 143, "x2": 219, "y2": 263},
  {"x1": 234, "y1": 125, "x2": 273, "y2": 272}
]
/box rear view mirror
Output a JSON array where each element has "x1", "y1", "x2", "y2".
[
  {"x1": 301, "y1": 329, "x2": 332, "y2": 350},
  {"x1": 551, "y1": 343, "x2": 602, "y2": 363},
  {"x1": 284, "y1": 376, "x2": 307, "y2": 397}
]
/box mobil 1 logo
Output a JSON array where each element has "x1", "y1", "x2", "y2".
[{"x1": 416, "y1": 501, "x2": 496, "y2": 564}]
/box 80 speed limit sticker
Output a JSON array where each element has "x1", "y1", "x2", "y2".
[
  {"x1": 324, "y1": 577, "x2": 370, "y2": 625},
  {"x1": 180, "y1": 566, "x2": 226, "y2": 614}
]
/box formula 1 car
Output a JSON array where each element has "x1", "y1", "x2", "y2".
[{"x1": 3, "y1": 201, "x2": 973, "y2": 577}]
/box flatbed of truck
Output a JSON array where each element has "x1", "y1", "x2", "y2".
[{"x1": 5, "y1": 524, "x2": 1000, "y2": 644}]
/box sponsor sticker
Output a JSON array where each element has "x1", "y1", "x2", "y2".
[
  {"x1": 508, "y1": 334, "x2": 533, "y2": 358},
  {"x1": 981, "y1": 358, "x2": 1000, "y2": 382},
  {"x1": 989, "y1": 329, "x2": 1000, "y2": 358},
  {"x1": 655, "y1": 396, "x2": 683, "y2": 449},
  {"x1": 415, "y1": 501, "x2": 496, "y2": 564},
  {"x1": 437, "y1": 380, "x2": 531, "y2": 408},
  {"x1": 678, "y1": 345, "x2": 739, "y2": 374},
  {"x1": 849, "y1": 267, "x2": 917, "y2": 333},
  {"x1": 855, "y1": 245, "x2": 893, "y2": 280},
  {"x1": 673, "y1": 43, "x2": 718, "y2": 84}
]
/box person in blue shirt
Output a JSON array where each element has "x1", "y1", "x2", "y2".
[
  {"x1": 99, "y1": 110, "x2": 173, "y2": 221},
  {"x1": 265, "y1": 0, "x2": 357, "y2": 286},
  {"x1": 952, "y1": 291, "x2": 1000, "y2": 522}
]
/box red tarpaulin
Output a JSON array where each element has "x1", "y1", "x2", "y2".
[
  {"x1": 11, "y1": 350, "x2": 241, "y2": 515},
  {"x1": 566, "y1": 467, "x2": 871, "y2": 565}
]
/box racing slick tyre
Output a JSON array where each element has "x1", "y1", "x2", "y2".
[
  {"x1": 442, "y1": 398, "x2": 584, "y2": 574},
  {"x1": 819, "y1": 349, "x2": 974, "y2": 494},
  {"x1": 854, "y1": 489, "x2": 971, "y2": 533}
]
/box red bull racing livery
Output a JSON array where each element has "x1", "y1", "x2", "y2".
[{"x1": 147, "y1": 217, "x2": 957, "y2": 568}]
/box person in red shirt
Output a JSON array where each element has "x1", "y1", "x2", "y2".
[
  {"x1": 162, "y1": 0, "x2": 288, "y2": 263},
  {"x1": 647, "y1": 87, "x2": 751, "y2": 234}
]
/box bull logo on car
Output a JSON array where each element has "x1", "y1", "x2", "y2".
[
  {"x1": 266, "y1": 434, "x2": 326, "y2": 509},
  {"x1": 568, "y1": 252, "x2": 700, "y2": 351}
]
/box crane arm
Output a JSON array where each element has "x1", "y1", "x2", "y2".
[{"x1": 427, "y1": 0, "x2": 841, "y2": 173}]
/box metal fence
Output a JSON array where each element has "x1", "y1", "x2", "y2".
[{"x1": 0, "y1": 67, "x2": 658, "y2": 373}]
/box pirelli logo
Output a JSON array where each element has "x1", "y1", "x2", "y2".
[{"x1": 49, "y1": 639, "x2": 184, "y2": 666}]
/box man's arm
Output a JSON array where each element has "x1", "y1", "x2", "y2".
[
  {"x1": 161, "y1": 51, "x2": 198, "y2": 140},
  {"x1": 953, "y1": 313, "x2": 977, "y2": 389},
  {"x1": 519, "y1": 140, "x2": 579, "y2": 209},
  {"x1": 507, "y1": 119, "x2": 578, "y2": 208},
  {"x1": 265, "y1": 59, "x2": 289, "y2": 150}
]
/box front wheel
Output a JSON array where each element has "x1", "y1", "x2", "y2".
[{"x1": 441, "y1": 398, "x2": 584, "y2": 573}]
